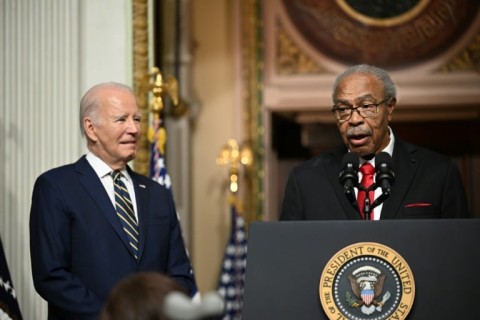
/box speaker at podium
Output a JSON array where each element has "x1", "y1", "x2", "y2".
[{"x1": 242, "y1": 219, "x2": 480, "y2": 319}]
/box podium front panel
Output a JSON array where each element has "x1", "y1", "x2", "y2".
[{"x1": 242, "y1": 219, "x2": 480, "y2": 319}]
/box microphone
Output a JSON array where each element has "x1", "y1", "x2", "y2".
[
  {"x1": 163, "y1": 291, "x2": 225, "y2": 320},
  {"x1": 339, "y1": 153, "x2": 359, "y2": 207},
  {"x1": 375, "y1": 152, "x2": 395, "y2": 196}
]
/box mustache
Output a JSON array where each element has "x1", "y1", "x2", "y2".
[{"x1": 346, "y1": 127, "x2": 372, "y2": 137}]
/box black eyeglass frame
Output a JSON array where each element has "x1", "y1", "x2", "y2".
[{"x1": 331, "y1": 97, "x2": 391, "y2": 122}]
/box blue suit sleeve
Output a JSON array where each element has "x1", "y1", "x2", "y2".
[
  {"x1": 164, "y1": 190, "x2": 198, "y2": 296},
  {"x1": 29, "y1": 174, "x2": 103, "y2": 318}
]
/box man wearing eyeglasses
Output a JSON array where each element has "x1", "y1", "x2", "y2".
[{"x1": 280, "y1": 64, "x2": 470, "y2": 221}]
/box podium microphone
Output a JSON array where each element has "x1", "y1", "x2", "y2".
[
  {"x1": 375, "y1": 152, "x2": 395, "y2": 196},
  {"x1": 163, "y1": 291, "x2": 225, "y2": 320},
  {"x1": 339, "y1": 153, "x2": 359, "y2": 207}
]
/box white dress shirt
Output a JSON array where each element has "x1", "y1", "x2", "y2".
[
  {"x1": 357, "y1": 127, "x2": 395, "y2": 220},
  {"x1": 86, "y1": 152, "x2": 139, "y2": 221}
]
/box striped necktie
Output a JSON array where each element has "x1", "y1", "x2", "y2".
[{"x1": 111, "y1": 170, "x2": 139, "y2": 259}]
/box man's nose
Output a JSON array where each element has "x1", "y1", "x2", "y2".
[
  {"x1": 126, "y1": 118, "x2": 140, "y2": 133},
  {"x1": 348, "y1": 109, "x2": 364, "y2": 123}
]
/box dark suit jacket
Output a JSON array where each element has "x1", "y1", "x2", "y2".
[
  {"x1": 280, "y1": 138, "x2": 470, "y2": 220},
  {"x1": 30, "y1": 156, "x2": 196, "y2": 319}
]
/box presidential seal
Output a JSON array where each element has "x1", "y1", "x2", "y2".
[{"x1": 319, "y1": 242, "x2": 415, "y2": 320}]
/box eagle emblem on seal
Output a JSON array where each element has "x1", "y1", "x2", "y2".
[{"x1": 346, "y1": 266, "x2": 391, "y2": 315}]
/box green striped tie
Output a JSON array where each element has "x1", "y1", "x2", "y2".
[{"x1": 111, "y1": 170, "x2": 139, "y2": 259}]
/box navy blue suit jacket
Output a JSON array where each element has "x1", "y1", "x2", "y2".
[
  {"x1": 30, "y1": 156, "x2": 196, "y2": 319},
  {"x1": 281, "y1": 138, "x2": 470, "y2": 220}
]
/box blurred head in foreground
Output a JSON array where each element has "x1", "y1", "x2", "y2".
[{"x1": 101, "y1": 272, "x2": 187, "y2": 320}]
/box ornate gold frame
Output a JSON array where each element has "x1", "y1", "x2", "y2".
[
  {"x1": 239, "y1": 0, "x2": 265, "y2": 223},
  {"x1": 132, "y1": 0, "x2": 150, "y2": 176}
]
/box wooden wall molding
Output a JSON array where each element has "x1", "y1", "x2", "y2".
[{"x1": 263, "y1": 0, "x2": 480, "y2": 124}]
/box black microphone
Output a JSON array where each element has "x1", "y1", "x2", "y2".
[
  {"x1": 339, "y1": 153, "x2": 359, "y2": 207},
  {"x1": 375, "y1": 152, "x2": 395, "y2": 196}
]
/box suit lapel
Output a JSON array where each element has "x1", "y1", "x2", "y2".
[
  {"x1": 380, "y1": 139, "x2": 418, "y2": 219},
  {"x1": 75, "y1": 157, "x2": 136, "y2": 258}
]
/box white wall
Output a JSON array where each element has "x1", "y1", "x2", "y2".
[
  {"x1": 80, "y1": 0, "x2": 133, "y2": 91},
  {"x1": 191, "y1": 0, "x2": 237, "y2": 293},
  {"x1": 0, "y1": 0, "x2": 132, "y2": 318}
]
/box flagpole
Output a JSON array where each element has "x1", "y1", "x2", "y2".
[
  {"x1": 216, "y1": 139, "x2": 252, "y2": 319},
  {"x1": 145, "y1": 68, "x2": 199, "y2": 299}
]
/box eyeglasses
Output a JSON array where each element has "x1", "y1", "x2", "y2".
[{"x1": 332, "y1": 97, "x2": 390, "y2": 122}]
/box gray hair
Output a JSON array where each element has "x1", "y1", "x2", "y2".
[
  {"x1": 332, "y1": 64, "x2": 396, "y2": 103},
  {"x1": 79, "y1": 82, "x2": 135, "y2": 136}
]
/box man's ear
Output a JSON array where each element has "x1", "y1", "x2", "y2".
[
  {"x1": 84, "y1": 118, "x2": 97, "y2": 142},
  {"x1": 387, "y1": 97, "x2": 396, "y2": 121}
]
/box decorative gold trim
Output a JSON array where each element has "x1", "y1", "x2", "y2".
[
  {"x1": 132, "y1": 0, "x2": 150, "y2": 176},
  {"x1": 241, "y1": 0, "x2": 264, "y2": 223},
  {"x1": 276, "y1": 22, "x2": 327, "y2": 75},
  {"x1": 335, "y1": 0, "x2": 430, "y2": 28},
  {"x1": 147, "y1": 67, "x2": 180, "y2": 160},
  {"x1": 217, "y1": 139, "x2": 253, "y2": 195},
  {"x1": 438, "y1": 33, "x2": 480, "y2": 73}
]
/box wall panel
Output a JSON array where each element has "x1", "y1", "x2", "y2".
[{"x1": 1, "y1": 0, "x2": 132, "y2": 318}]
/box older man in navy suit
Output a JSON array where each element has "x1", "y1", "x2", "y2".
[
  {"x1": 281, "y1": 64, "x2": 470, "y2": 221},
  {"x1": 30, "y1": 82, "x2": 197, "y2": 319}
]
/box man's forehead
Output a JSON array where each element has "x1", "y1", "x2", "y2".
[
  {"x1": 336, "y1": 75, "x2": 383, "y2": 100},
  {"x1": 336, "y1": 93, "x2": 377, "y2": 103}
]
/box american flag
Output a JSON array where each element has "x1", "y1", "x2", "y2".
[
  {"x1": 150, "y1": 117, "x2": 171, "y2": 189},
  {"x1": 0, "y1": 237, "x2": 23, "y2": 320},
  {"x1": 217, "y1": 205, "x2": 248, "y2": 320},
  {"x1": 149, "y1": 117, "x2": 198, "y2": 297}
]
